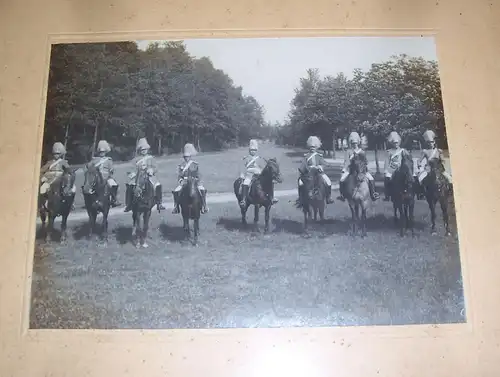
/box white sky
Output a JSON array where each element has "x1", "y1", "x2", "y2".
[{"x1": 136, "y1": 37, "x2": 438, "y2": 124}]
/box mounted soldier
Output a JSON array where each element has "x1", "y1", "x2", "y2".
[
  {"x1": 415, "y1": 129, "x2": 453, "y2": 199},
  {"x1": 383, "y1": 131, "x2": 411, "y2": 201},
  {"x1": 172, "y1": 143, "x2": 209, "y2": 214},
  {"x1": 124, "y1": 138, "x2": 165, "y2": 212},
  {"x1": 39, "y1": 142, "x2": 76, "y2": 207},
  {"x1": 86, "y1": 140, "x2": 120, "y2": 207},
  {"x1": 337, "y1": 131, "x2": 379, "y2": 202},
  {"x1": 238, "y1": 139, "x2": 277, "y2": 207},
  {"x1": 297, "y1": 135, "x2": 334, "y2": 204}
]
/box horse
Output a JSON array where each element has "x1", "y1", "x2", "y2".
[
  {"x1": 343, "y1": 153, "x2": 371, "y2": 237},
  {"x1": 178, "y1": 176, "x2": 202, "y2": 245},
  {"x1": 233, "y1": 158, "x2": 282, "y2": 233},
  {"x1": 38, "y1": 169, "x2": 76, "y2": 242},
  {"x1": 296, "y1": 166, "x2": 327, "y2": 234},
  {"x1": 390, "y1": 151, "x2": 416, "y2": 237},
  {"x1": 131, "y1": 167, "x2": 157, "y2": 248},
  {"x1": 82, "y1": 163, "x2": 112, "y2": 243},
  {"x1": 421, "y1": 158, "x2": 452, "y2": 236}
]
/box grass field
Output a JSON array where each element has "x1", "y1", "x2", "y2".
[{"x1": 30, "y1": 181, "x2": 465, "y2": 329}]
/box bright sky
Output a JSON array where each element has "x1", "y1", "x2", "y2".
[{"x1": 136, "y1": 37, "x2": 438, "y2": 124}]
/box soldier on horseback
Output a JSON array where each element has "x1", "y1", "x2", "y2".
[
  {"x1": 337, "y1": 131, "x2": 379, "y2": 202},
  {"x1": 171, "y1": 143, "x2": 209, "y2": 214},
  {"x1": 86, "y1": 140, "x2": 121, "y2": 207},
  {"x1": 239, "y1": 139, "x2": 277, "y2": 207},
  {"x1": 124, "y1": 138, "x2": 165, "y2": 212},
  {"x1": 383, "y1": 131, "x2": 410, "y2": 201},
  {"x1": 297, "y1": 136, "x2": 334, "y2": 204},
  {"x1": 415, "y1": 129, "x2": 453, "y2": 199},
  {"x1": 39, "y1": 142, "x2": 76, "y2": 208}
]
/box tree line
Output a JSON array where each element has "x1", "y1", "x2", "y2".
[
  {"x1": 43, "y1": 41, "x2": 271, "y2": 164},
  {"x1": 275, "y1": 54, "x2": 447, "y2": 159}
]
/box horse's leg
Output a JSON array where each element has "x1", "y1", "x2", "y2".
[
  {"x1": 399, "y1": 203, "x2": 405, "y2": 237},
  {"x1": 193, "y1": 217, "x2": 199, "y2": 245},
  {"x1": 428, "y1": 198, "x2": 437, "y2": 235},
  {"x1": 60, "y1": 212, "x2": 68, "y2": 243},
  {"x1": 319, "y1": 202, "x2": 325, "y2": 223},
  {"x1": 303, "y1": 207, "x2": 309, "y2": 235},
  {"x1": 439, "y1": 197, "x2": 451, "y2": 236},
  {"x1": 349, "y1": 203, "x2": 356, "y2": 237},
  {"x1": 409, "y1": 201, "x2": 415, "y2": 237},
  {"x1": 264, "y1": 205, "x2": 271, "y2": 234},
  {"x1": 183, "y1": 213, "x2": 190, "y2": 238},
  {"x1": 135, "y1": 212, "x2": 142, "y2": 248},
  {"x1": 393, "y1": 202, "x2": 398, "y2": 225},
  {"x1": 102, "y1": 209, "x2": 109, "y2": 244},
  {"x1": 240, "y1": 205, "x2": 248, "y2": 226},
  {"x1": 131, "y1": 211, "x2": 137, "y2": 240},
  {"x1": 253, "y1": 205, "x2": 260, "y2": 233},
  {"x1": 361, "y1": 205, "x2": 367, "y2": 237},
  {"x1": 46, "y1": 213, "x2": 55, "y2": 242},
  {"x1": 142, "y1": 210, "x2": 151, "y2": 247}
]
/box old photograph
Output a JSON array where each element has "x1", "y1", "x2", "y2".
[{"x1": 30, "y1": 36, "x2": 465, "y2": 329}]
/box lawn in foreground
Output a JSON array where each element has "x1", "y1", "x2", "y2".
[{"x1": 30, "y1": 186, "x2": 464, "y2": 329}]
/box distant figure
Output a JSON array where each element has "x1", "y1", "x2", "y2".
[
  {"x1": 297, "y1": 135, "x2": 334, "y2": 204},
  {"x1": 383, "y1": 131, "x2": 411, "y2": 201},
  {"x1": 415, "y1": 129, "x2": 453, "y2": 198},
  {"x1": 171, "y1": 143, "x2": 208, "y2": 214},
  {"x1": 124, "y1": 138, "x2": 165, "y2": 212},
  {"x1": 238, "y1": 139, "x2": 277, "y2": 207},
  {"x1": 39, "y1": 142, "x2": 76, "y2": 207},
  {"x1": 337, "y1": 132, "x2": 379, "y2": 202},
  {"x1": 360, "y1": 132, "x2": 368, "y2": 150},
  {"x1": 86, "y1": 140, "x2": 120, "y2": 207}
]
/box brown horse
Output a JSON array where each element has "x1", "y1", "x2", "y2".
[
  {"x1": 233, "y1": 158, "x2": 282, "y2": 233},
  {"x1": 38, "y1": 169, "x2": 77, "y2": 243},
  {"x1": 131, "y1": 167, "x2": 158, "y2": 248},
  {"x1": 343, "y1": 153, "x2": 371, "y2": 237},
  {"x1": 296, "y1": 166, "x2": 327, "y2": 234},
  {"x1": 82, "y1": 163, "x2": 112, "y2": 243},
  {"x1": 421, "y1": 158, "x2": 452, "y2": 236},
  {"x1": 179, "y1": 176, "x2": 202, "y2": 245},
  {"x1": 390, "y1": 151, "x2": 416, "y2": 237}
]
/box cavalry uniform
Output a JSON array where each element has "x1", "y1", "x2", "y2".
[
  {"x1": 172, "y1": 143, "x2": 208, "y2": 214},
  {"x1": 337, "y1": 131, "x2": 379, "y2": 202},
  {"x1": 87, "y1": 140, "x2": 120, "y2": 207},
  {"x1": 297, "y1": 135, "x2": 334, "y2": 204},
  {"x1": 124, "y1": 138, "x2": 165, "y2": 212},
  {"x1": 415, "y1": 130, "x2": 453, "y2": 198},
  {"x1": 238, "y1": 139, "x2": 277, "y2": 206},
  {"x1": 383, "y1": 131, "x2": 410, "y2": 201},
  {"x1": 39, "y1": 142, "x2": 76, "y2": 196}
]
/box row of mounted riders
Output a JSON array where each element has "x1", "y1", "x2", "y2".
[{"x1": 38, "y1": 129, "x2": 453, "y2": 240}]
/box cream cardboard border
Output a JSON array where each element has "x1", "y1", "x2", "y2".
[{"x1": 1, "y1": 1, "x2": 499, "y2": 376}]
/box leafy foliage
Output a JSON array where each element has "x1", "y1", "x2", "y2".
[
  {"x1": 276, "y1": 54, "x2": 446, "y2": 152},
  {"x1": 43, "y1": 41, "x2": 267, "y2": 163}
]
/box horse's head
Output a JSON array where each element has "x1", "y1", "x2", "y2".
[
  {"x1": 262, "y1": 158, "x2": 282, "y2": 184},
  {"x1": 395, "y1": 151, "x2": 414, "y2": 193},
  {"x1": 182, "y1": 175, "x2": 199, "y2": 199},
  {"x1": 302, "y1": 166, "x2": 322, "y2": 200},
  {"x1": 82, "y1": 163, "x2": 103, "y2": 195},
  {"x1": 350, "y1": 154, "x2": 367, "y2": 183},
  {"x1": 60, "y1": 168, "x2": 76, "y2": 197},
  {"x1": 428, "y1": 157, "x2": 445, "y2": 173}
]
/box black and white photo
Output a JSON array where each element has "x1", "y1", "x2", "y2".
[{"x1": 30, "y1": 36, "x2": 465, "y2": 329}]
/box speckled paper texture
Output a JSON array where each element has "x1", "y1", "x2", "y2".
[{"x1": 1, "y1": 0, "x2": 500, "y2": 376}]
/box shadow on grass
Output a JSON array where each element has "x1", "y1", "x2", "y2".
[
  {"x1": 215, "y1": 217, "x2": 266, "y2": 233},
  {"x1": 158, "y1": 222, "x2": 188, "y2": 243}
]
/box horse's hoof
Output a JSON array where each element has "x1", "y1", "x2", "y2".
[
  {"x1": 431, "y1": 231, "x2": 437, "y2": 236},
  {"x1": 142, "y1": 243, "x2": 149, "y2": 248},
  {"x1": 445, "y1": 231, "x2": 452, "y2": 237}
]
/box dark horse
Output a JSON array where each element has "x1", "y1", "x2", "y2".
[
  {"x1": 38, "y1": 169, "x2": 76, "y2": 242},
  {"x1": 421, "y1": 158, "x2": 452, "y2": 236},
  {"x1": 179, "y1": 176, "x2": 203, "y2": 245},
  {"x1": 297, "y1": 166, "x2": 327, "y2": 234},
  {"x1": 343, "y1": 153, "x2": 371, "y2": 237},
  {"x1": 82, "y1": 163, "x2": 112, "y2": 243},
  {"x1": 233, "y1": 158, "x2": 282, "y2": 233},
  {"x1": 390, "y1": 151, "x2": 416, "y2": 237},
  {"x1": 131, "y1": 168, "x2": 158, "y2": 248}
]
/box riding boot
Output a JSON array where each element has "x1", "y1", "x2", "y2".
[
  {"x1": 240, "y1": 185, "x2": 249, "y2": 207},
  {"x1": 124, "y1": 184, "x2": 133, "y2": 212},
  {"x1": 383, "y1": 177, "x2": 391, "y2": 201},
  {"x1": 368, "y1": 180, "x2": 380, "y2": 201},
  {"x1": 200, "y1": 190, "x2": 209, "y2": 213},
  {"x1": 326, "y1": 185, "x2": 335, "y2": 204},
  {"x1": 172, "y1": 191, "x2": 180, "y2": 214},
  {"x1": 110, "y1": 185, "x2": 121, "y2": 207},
  {"x1": 155, "y1": 185, "x2": 165, "y2": 211},
  {"x1": 337, "y1": 181, "x2": 346, "y2": 201}
]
